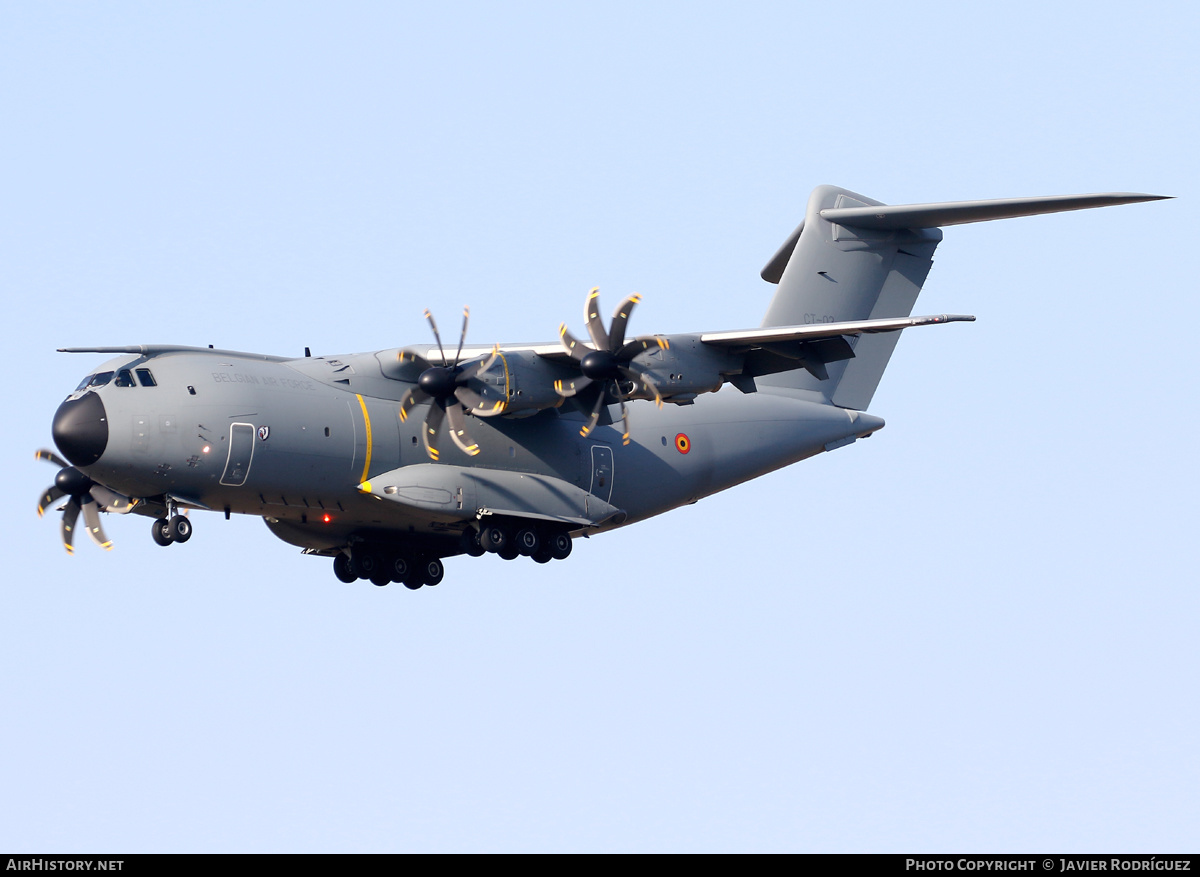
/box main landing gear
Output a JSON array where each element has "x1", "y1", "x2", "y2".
[
  {"x1": 331, "y1": 522, "x2": 575, "y2": 588},
  {"x1": 334, "y1": 548, "x2": 445, "y2": 589},
  {"x1": 466, "y1": 520, "x2": 572, "y2": 564}
]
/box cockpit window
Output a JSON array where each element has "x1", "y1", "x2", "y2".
[
  {"x1": 135, "y1": 368, "x2": 157, "y2": 387},
  {"x1": 87, "y1": 372, "x2": 114, "y2": 388},
  {"x1": 115, "y1": 369, "x2": 136, "y2": 387},
  {"x1": 75, "y1": 375, "x2": 93, "y2": 391}
]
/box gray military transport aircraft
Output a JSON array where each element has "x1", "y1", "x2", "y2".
[{"x1": 37, "y1": 185, "x2": 1167, "y2": 588}]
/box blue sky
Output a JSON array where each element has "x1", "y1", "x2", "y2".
[{"x1": 2, "y1": 1, "x2": 1197, "y2": 852}]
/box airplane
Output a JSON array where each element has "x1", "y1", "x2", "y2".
[{"x1": 36, "y1": 184, "x2": 1168, "y2": 588}]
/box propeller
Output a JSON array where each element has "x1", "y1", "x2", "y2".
[
  {"x1": 396, "y1": 307, "x2": 506, "y2": 461},
  {"x1": 35, "y1": 449, "x2": 136, "y2": 553},
  {"x1": 555, "y1": 288, "x2": 666, "y2": 444}
]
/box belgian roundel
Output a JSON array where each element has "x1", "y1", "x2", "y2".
[{"x1": 675, "y1": 433, "x2": 690, "y2": 454}]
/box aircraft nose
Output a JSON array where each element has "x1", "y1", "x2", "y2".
[{"x1": 52, "y1": 391, "x2": 109, "y2": 467}]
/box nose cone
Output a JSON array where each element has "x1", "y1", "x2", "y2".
[{"x1": 52, "y1": 392, "x2": 108, "y2": 467}]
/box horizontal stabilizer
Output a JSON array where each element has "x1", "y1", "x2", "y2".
[
  {"x1": 701, "y1": 313, "x2": 974, "y2": 348},
  {"x1": 819, "y1": 192, "x2": 1170, "y2": 230}
]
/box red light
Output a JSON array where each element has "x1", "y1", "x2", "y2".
[{"x1": 322, "y1": 513, "x2": 332, "y2": 523}]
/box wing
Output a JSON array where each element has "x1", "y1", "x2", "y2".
[{"x1": 698, "y1": 313, "x2": 975, "y2": 348}]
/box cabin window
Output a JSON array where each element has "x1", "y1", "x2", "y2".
[
  {"x1": 114, "y1": 369, "x2": 136, "y2": 387},
  {"x1": 135, "y1": 368, "x2": 157, "y2": 387}
]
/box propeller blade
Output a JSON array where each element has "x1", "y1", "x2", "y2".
[
  {"x1": 455, "y1": 385, "x2": 507, "y2": 417},
  {"x1": 616, "y1": 335, "x2": 668, "y2": 361},
  {"x1": 396, "y1": 349, "x2": 433, "y2": 372},
  {"x1": 621, "y1": 366, "x2": 663, "y2": 407},
  {"x1": 583, "y1": 287, "x2": 610, "y2": 350},
  {"x1": 445, "y1": 402, "x2": 482, "y2": 456},
  {"x1": 455, "y1": 345, "x2": 499, "y2": 382},
  {"x1": 38, "y1": 485, "x2": 66, "y2": 517},
  {"x1": 398, "y1": 387, "x2": 430, "y2": 424},
  {"x1": 559, "y1": 324, "x2": 591, "y2": 362},
  {"x1": 608, "y1": 293, "x2": 642, "y2": 350},
  {"x1": 36, "y1": 449, "x2": 68, "y2": 469},
  {"x1": 553, "y1": 376, "x2": 593, "y2": 398},
  {"x1": 579, "y1": 390, "x2": 607, "y2": 438},
  {"x1": 424, "y1": 309, "x2": 448, "y2": 364},
  {"x1": 89, "y1": 484, "x2": 137, "y2": 514},
  {"x1": 475, "y1": 344, "x2": 499, "y2": 378},
  {"x1": 452, "y1": 306, "x2": 469, "y2": 368},
  {"x1": 616, "y1": 388, "x2": 632, "y2": 446},
  {"x1": 81, "y1": 498, "x2": 112, "y2": 549},
  {"x1": 61, "y1": 499, "x2": 80, "y2": 554},
  {"x1": 421, "y1": 398, "x2": 446, "y2": 461}
]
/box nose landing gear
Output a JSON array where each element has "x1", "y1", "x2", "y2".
[{"x1": 151, "y1": 500, "x2": 192, "y2": 546}]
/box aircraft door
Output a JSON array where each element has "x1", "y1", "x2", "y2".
[
  {"x1": 589, "y1": 445, "x2": 614, "y2": 504},
  {"x1": 220, "y1": 423, "x2": 256, "y2": 486}
]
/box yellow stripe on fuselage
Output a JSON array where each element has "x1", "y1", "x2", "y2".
[{"x1": 356, "y1": 394, "x2": 373, "y2": 482}]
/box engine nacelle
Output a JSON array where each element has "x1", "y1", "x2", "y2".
[
  {"x1": 479, "y1": 350, "x2": 573, "y2": 417},
  {"x1": 629, "y1": 335, "x2": 740, "y2": 402}
]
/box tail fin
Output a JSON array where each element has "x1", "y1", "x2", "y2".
[{"x1": 758, "y1": 185, "x2": 1167, "y2": 410}]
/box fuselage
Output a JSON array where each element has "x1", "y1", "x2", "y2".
[
  {"x1": 42, "y1": 187, "x2": 1163, "y2": 582},
  {"x1": 51, "y1": 345, "x2": 883, "y2": 556}
]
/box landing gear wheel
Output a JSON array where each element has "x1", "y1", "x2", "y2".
[
  {"x1": 498, "y1": 543, "x2": 520, "y2": 561},
  {"x1": 548, "y1": 531, "x2": 572, "y2": 560},
  {"x1": 420, "y1": 557, "x2": 444, "y2": 586},
  {"x1": 369, "y1": 568, "x2": 391, "y2": 587},
  {"x1": 481, "y1": 524, "x2": 510, "y2": 554},
  {"x1": 168, "y1": 515, "x2": 192, "y2": 543},
  {"x1": 390, "y1": 554, "x2": 412, "y2": 584},
  {"x1": 151, "y1": 518, "x2": 173, "y2": 547},
  {"x1": 333, "y1": 553, "x2": 356, "y2": 583},
  {"x1": 461, "y1": 528, "x2": 486, "y2": 558},
  {"x1": 532, "y1": 548, "x2": 553, "y2": 564},
  {"x1": 352, "y1": 551, "x2": 379, "y2": 581},
  {"x1": 400, "y1": 560, "x2": 423, "y2": 589},
  {"x1": 514, "y1": 526, "x2": 540, "y2": 557}
]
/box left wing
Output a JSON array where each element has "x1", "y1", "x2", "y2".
[
  {"x1": 389, "y1": 312, "x2": 976, "y2": 410},
  {"x1": 698, "y1": 313, "x2": 975, "y2": 348},
  {"x1": 408, "y1": 313, "x2": 974, "y2": 363}
]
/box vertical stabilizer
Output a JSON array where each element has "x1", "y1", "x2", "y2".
[
  {"x1": 757, "y1": 187, "x2": 1167, "y2": 409},
  {"x1": 758, "y1": 185, "x2": 942, "y2": 410}
]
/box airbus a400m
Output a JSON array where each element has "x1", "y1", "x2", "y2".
[{"x1": 37, "y1": 185, "x2": 1167, "y2": 589}]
